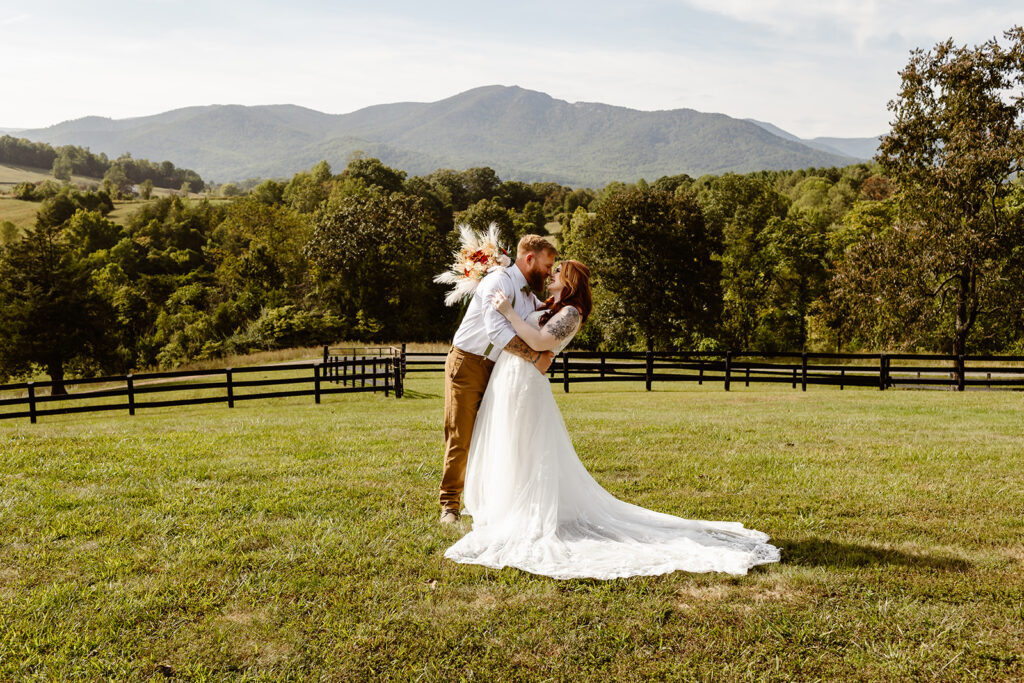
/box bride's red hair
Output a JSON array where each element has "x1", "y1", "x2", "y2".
[{"x1": 539, "y1": 260, "x2": 592, "y2": 326}]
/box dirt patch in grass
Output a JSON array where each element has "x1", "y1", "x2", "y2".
[{"x1": 675, "y1": 577, "x2": 810, "y2": 609}]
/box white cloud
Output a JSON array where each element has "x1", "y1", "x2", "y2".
[
  {"x1": 0, "y1": 13, "x2": 31, "y2": 27},
  {"x1": 681, "y1": 0, "x2": 1022, "y2": 49}
]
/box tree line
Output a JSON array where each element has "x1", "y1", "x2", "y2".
[
  {"x1": 1, "y1": 28, "x2": 1022, "y2": 393},
  {"x1": 0, "y1": 135, "x2": 205, "y2": 193}
]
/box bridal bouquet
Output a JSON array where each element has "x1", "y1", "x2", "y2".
[{"x1": 434, "y1": 223, "x2": 511, "y2": 306}]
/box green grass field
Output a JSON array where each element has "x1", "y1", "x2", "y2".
[
  {"x1": 0, "y1": 163, "x2": 101, "y2": 189},
  {"x1": 0, "y1": 197, "x2": 39, "y2": 232},
  {"x1": 0, "y1": 192, "x2": 234, "y2": 234},
  {"x1": 1, "y1": 377, "x2": 1021, "y2": 680},
  {"x1": 0, "y1": 196, "x2": 148, "y2": 233}
]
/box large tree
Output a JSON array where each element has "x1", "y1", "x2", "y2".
[
  {"x1": 456, "y1": 199, "x2": 516, "y2": 247},
  {"x1": 756, "y1": 211, "x2": 828, "y2": 351},
  {"x1": 563, "y1": 187, "x2": 721, "y2": 351},
  {"x1": 876, "y1": 27, "x2": 1024, "y2": 356},
  {"x1": 695, "y1": 174, "x2": 789, "y2": 349},
  {"x1": 305, "y1": 188, "x2": 450, "y2": 340},
  {"x1": 0, "y1": 217, "x2": 115, "y2": 394},
  {"x1": 342, "y1": 155, "x2": 407, "y2": 194}
]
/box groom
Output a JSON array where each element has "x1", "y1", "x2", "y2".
[{"x1": 440, "y1": 234, "x2": 558, "y2": 524}]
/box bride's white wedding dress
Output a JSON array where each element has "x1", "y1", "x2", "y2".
[{"x1": 444, "y1": 308, "x2": 781, "y2": 580}]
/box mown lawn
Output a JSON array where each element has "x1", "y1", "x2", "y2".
[{"x1": 1, "y1": 377, "x2": 1021, "y2": 681}]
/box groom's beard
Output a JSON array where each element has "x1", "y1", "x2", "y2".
[{"x1": 525, "y1": 269, "x2": 546, "y2": 294}]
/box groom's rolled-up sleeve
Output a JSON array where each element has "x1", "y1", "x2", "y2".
[{"x1": 482, "y1": 273, "x2": 518, "y2": 351}]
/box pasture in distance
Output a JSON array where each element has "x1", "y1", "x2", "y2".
[
  {"x1": 0, "y1": 376, "x2": 1021, "y2": 680},
  {"x1": 0, "y1": 162, "x2": 235, "y2": 233}
]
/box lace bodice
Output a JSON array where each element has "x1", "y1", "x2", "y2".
[{"x1": 525, "y1": 307, "x2": 580, "y2": 354}]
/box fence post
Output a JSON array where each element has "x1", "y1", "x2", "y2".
[
  {"x1": 323, "y1": 345, "x2": 328, "y2": 366},
  {"x1": 801, "y1": 353, "x2": 808, "y2": 392},
  {"x1": 840, "y1": 369, "x2": 845, "y2": 391},
  {"x1": 401, "y1": 343, "x2": 407, "y2": 383},
  {"x1": 361, "y1": 356, "x2": 366, "y2": 388},
  {"x1": 314, "y1": 363, "x2": 321, "y2": 404},
  {"x1": 27, "y1": 382, "x2": 36, "y2": 424},
  {"x1": 563, "y1": 352, "x2": 570, "y2": 393},
  {"x1": 395, "y1": 353, "x2": 404, "y2": 399},
  {"x1": 745, "y1": 365, "x2": 750, "y2": 387},
  {"x1": 383, "y1": 359, "x2": 390, "y2": 397},
  {"x1": 879, "y1": 354, "x2": 887, "y2": 391},
  {"x1": 698, "y1": 358, "x2": 704, "y2": 385},
  {"x1": 127, "y1": 374, "x2": 135, "y2": 416},
  {"x1": 724, "y1": 352, "x2": 732, "y2": 391},
  {"x1": 226, "y1": 368, "x2": 234, "y2": 407},
  {"x1": 957, "y1": 355, "x2": 965, "y2": 392},
  {"x1": 645, "y1": 347, "x2": 653, "y2": 392},
  {"x1": 600, "y1": 353, "x2": 606, "y2": 379}
]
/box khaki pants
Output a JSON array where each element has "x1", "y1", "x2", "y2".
[{"x1": 440, "y1": 346, "x2": 495, "y2": 511}]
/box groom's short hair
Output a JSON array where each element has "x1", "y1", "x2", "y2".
[{"x1": 517, "y1": 234, "x2": 558, "y2": 258}]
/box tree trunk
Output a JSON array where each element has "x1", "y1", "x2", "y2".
[
  {"x1": 953, "y1": 267, "x2": 971, "y2": 358},
  {"x1": 47, "y1": 360, "x2": 67, "y2": 396},
  {"x1": 798, "y1": 280, "x2": 808, "y2": 351}
]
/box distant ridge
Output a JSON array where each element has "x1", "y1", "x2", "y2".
[
  {"x1": 15, "y1": 87, "x2": 881, "y2": 186},
  {"x1": 745, "y1": 119, "x2": 880, "y2": 161}
]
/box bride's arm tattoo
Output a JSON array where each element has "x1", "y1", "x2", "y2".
[
  {"x1": 504, "y1": 335, "x2": 541, "y2": 362},
  {"x1": 546, "y1": 307, "x2": 581, "y2": 341}
]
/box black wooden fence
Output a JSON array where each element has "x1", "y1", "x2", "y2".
[
  {"x1": 404, "y1": 349, "x2": 1024, "y2": 392},
  {"x1": 0, "y1": 347, "x2": 404, "y2": 424},
  {"x1": 5, "y1": 347, "x2": 1022, "y2": 424}
]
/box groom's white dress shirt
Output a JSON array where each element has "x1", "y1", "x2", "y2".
[{"x1": 452, "y1": 264, "x2": 542, "y2": 362}]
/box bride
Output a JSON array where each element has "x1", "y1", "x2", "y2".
[{"x1": 444, "y1": 260, "x2": 780, "y2": 579}]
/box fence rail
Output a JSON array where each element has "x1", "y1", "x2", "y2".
[
  {"x1": 406, "y1": 349, "x2": 1024, "y2": 393},
  {"x1": 5, "y1": 346, "x2": 1022, "y2": 424},
  {"x1": 0, "y1": 347, "x2": 404, "y2": 424}
]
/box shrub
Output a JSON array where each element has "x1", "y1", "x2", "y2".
[{"x1": 243, "y1": 306, "x2": 345, "y2": 350}]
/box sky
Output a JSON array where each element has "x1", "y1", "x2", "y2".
[{"x1": 2, "y1": 0, "x2": 1022, "y2": 138}]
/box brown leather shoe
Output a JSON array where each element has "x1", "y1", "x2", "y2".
[{"x1": 439, "y1": 509, "x2": 461, "y2": 524}]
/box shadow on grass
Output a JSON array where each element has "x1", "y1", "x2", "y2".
[
  {"x1": 776, "y1": 537, "x2": 971, "y2": 571},
  {"x1": 401, "y1": 389, "x2": 440, "y2": 399}
]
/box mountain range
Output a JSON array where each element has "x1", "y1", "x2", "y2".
[{"x1": 12, "y1": 86, "x2": 881, "y2": 187}]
